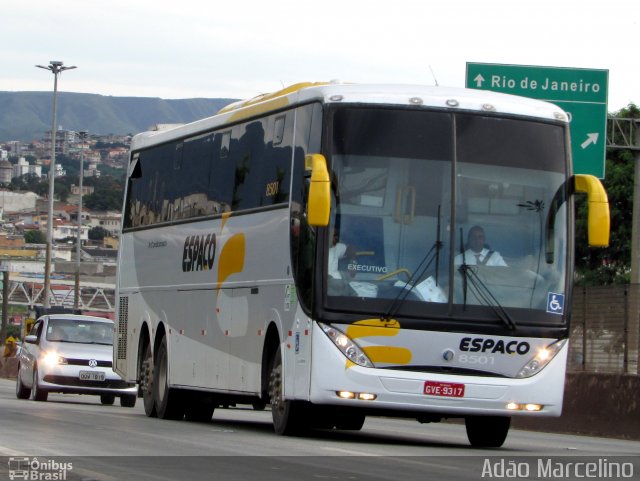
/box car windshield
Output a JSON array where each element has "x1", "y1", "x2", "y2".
[
  {"x1": 46, "y1": 319, "x2": 114, "y2": 345},
  {"x1": 324, "y1": 107, "x2": 568, "y2": 326}
]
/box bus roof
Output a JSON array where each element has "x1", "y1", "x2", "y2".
[{"x1": 130, "y1": 82, "x2": 569, "y2": 151}]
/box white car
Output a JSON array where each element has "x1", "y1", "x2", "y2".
[{"x1": 16, "y1": 314, "x2": 137, "y2": 407}]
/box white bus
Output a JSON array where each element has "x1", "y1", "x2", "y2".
[{"x1": 115, "y1": 82, "x2": 609, "y2": 447}]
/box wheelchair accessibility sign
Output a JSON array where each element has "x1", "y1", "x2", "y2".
[{"x1": 546, "y1": 292, "x2": 565, "y2": 315}]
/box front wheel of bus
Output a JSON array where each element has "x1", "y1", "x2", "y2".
[
  {"x1": 465, "y1": 415, "x2": 510, "y2": 448},
  {"x1": 268, "y1": 348, "x2": 307, "y2": 435},
  {"x1": 153, "y1": 335, "x2": 185, "y2": 420},
  {"x1": 141, "y1": 343, "x2": 157, "y2": 417}
]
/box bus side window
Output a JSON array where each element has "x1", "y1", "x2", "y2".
[
  {"x1": 220, "y1": 131, "x2": 231, "y2": 158},
  {"x1": 274, "y1": 115, "x2": 286, "y2": 145},
  {"x1": 262, "y1": 113, "x2": 292, "y2": 205}
]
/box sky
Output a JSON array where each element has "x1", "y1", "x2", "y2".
[{"x1": 1, "y1": 0, "x2": 637, "y2": 111}]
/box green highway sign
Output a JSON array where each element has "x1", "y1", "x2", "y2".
[{"x1": 465, "y1": 63, "x2": 608, "y2": 178}]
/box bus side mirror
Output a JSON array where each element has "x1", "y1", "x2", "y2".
[
  {"x1": 305, "y1": 154, "x2": 331, "y2": 227},
  {"x1": 574, "y1": 174, "x2": 610, "y2": 247}
]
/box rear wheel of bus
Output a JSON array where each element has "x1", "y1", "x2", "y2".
[
  {"x1": 153, "y1": 334, "x2": 185, "y2": 420},
  {"x1": 140, "y1": 343, "x2": 156, "y2": 417},
  {"x1": 465, "y1": 415, "x2": 510, "y2": 447},
  {"x1": 184, "y1": 392, "x2": 215, "y2": 422}
]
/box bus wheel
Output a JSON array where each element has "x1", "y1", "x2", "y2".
[
  {"x1": 335, "y1": 411, "x2": 366, "y2": 431},
  {"x1": 153, "y1": 335, "x2": 185, "y2": 420},
  {"x1": 465, "y1": 415, "x2": 510, "y2": 448},
  {"x1": 141, "y1": 343, "x2": 157, "y2": 417},
  {"x1": 268, "y1": 348, "x2": 307, "y2": 435},
  {"x1": 184, "y1": 392, "x2": 215, "y2": 422}
]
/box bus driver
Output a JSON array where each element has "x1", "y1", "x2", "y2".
[{"x1": 455, "y1": 225, "x2": 507, "y2": 267}]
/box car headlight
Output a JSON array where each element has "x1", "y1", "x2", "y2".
[
  {"x1": 42, "y1": 351, "x2": 67, "y2": 367},
  {"x1": 516, "y1": 339, "x2": 567, "y2": 378},
  {"x1": 318, "y1": 322, "x2": 373, "y2": 368}
]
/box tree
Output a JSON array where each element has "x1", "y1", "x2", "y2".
[
  {"x1": 55, "y1": 183, "x2": 70, "y2": 202},
  {"x1": 10, "y1": 172, "x2": 43, "y2": 192},
  {"x1": 574, "y1": 103, "x2": 639, "y2": 285},
  {"x1": 88, "y1": 226, "x2": 108, "y2": 241},
  {"x1": 84, "y1": 188, "x2": 123, "y2": 211},
  {"x1": 24, "y1": 230, "x2": 46, "y2": 244}
]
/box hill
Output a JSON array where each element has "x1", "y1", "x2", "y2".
[{"x1": 0, "y1": 91, "x2": 238, "y2": 142}]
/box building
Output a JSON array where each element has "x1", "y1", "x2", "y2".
[
  {"x1": 53, "y1": 220, "x2": 89, "y2": 243},
  {"x1": 13, "y1": 157, "x2": 42, "y2": 179},
  {"x1": 70, "y1": 184, "x2": 95, "y2": 196},
  {"x1": 43, "y1": 129, "x2": 76, "y2": 156},
  {"x1": 88, "y1": 212, "x2": 121, "y2": 236},
  {"x1": 84, "y1": 162, "x2": 101, "y2": 178},
  {"x1": 0, "y1": 234, "x2": 25, "y2": 248},
  {"x1": 0, "y1": 161, "x2": 12, "y2": 183},
  {"x1": 4, "y1": 141, "x2": 27, "y2": 156},
  {"x1": 0, "y1": 191, "x2": 39, "y2": 213}
]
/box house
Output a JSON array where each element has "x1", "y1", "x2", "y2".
[
  {"x1": 62, "y1": 204, "x2": 90, "y2": 223},
  {"x1": 88, "y1": 212, "x2": 121, "y2": 236},
  {"x1": 52, "y1": 220, "x2": 89, "y2": 243}
]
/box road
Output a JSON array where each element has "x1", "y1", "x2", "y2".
[{"x1": 0, "y1": 379, "x2": 637, "y2": 480}]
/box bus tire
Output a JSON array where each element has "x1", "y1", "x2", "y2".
[
  {"x1": 153, "y1": 335, "x2": 185, "y2": 420},
  {"x1": 465, "y1": 415, "x2": 510, "y2": 448},
  {"x1": 184, "y1": 392, "x2": 215, "y2": 422},
  {"x1": 141, "y1": 343, "x2": 157, "y2": 417},
  {"x1": 335, "y1": 411, "x2": 366, "y2": 431},
  {"x1": 268, "y1": 348, "x2": 307, "y2": 435}
]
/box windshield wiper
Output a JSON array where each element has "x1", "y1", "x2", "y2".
[
  {"x1": 457, "y1": 263, "x2": 517, "y2": 330},
  {"x1": 383, "y1": 244, "x2": 438, "y2": 321},
  {"x1": 383, "y1": 206, "x2": 444, "y2": 321}
]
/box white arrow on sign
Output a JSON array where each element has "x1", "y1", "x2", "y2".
[
  {"x1": 580, "y1": 133, "x2": 599, "y2": 149},
  {"x1": 474, "y1": 74, "x2": 485, "y2": 88}
]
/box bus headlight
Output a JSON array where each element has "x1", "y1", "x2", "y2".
[
  {"x1": 318, "y1": 323, "x2": 374, "y2": 368},
  {"x1": 516, "y1": 339, "x2": 567, "y2": 378}
]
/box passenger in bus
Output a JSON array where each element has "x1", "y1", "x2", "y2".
[
  {"x1": 454, "y1": 225, "x2": 507, "y2": 267},
  {"x1": 328, "y1": 225, "x2": 356, "y2": 279}
]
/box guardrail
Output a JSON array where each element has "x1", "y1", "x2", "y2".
[{"x1": 0, "y1": 276, "x2": 115, "y2": 312}]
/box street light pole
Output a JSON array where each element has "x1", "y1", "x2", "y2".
[
  {"x1": 36, "y1": 60, "x2": 76, "y2": 310},
  {"x1": 74, "y1": 130, "x2": 88, "y2": 310}
]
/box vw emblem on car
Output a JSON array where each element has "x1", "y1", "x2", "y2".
[{"x1": 88, "y1": 359, "x2": 98, "y2": 368}]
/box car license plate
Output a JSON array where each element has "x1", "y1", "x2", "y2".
[
  {"x1": 424, "y1": 381, "x2": 465, "y2": 397},
  {"x1": 79, "y1": 371, "x2": 105, "y2": 381}
]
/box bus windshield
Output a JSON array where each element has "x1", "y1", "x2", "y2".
[{"x1": 324, "y1": 107, "x2": 569, "y2": 326}]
